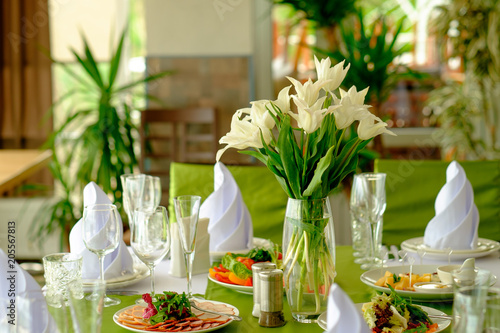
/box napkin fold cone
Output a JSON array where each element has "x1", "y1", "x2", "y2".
[
  {"x1": 423, "y1": 161, "x2": 479, "y2": 250},
  {"x1": 199, "y1": 162, "x2": 253, "y2": 252},
  {"x1": 69, "y1": 181, "x2": 135, "y2": 279},
  {"x1": 327, "y1": 283, "x2": 371, "y2": 333},
  {"x1": 169, "y1": 217, "x2": 210, "y2": 277}
]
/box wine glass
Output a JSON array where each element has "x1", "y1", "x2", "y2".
[
  {"x1": 173, "y1": 195, "x2": 201, "y2": 299},
  {"x1": 82, "y1": 203, "x2": 121, "y2": 307},
  {"x1": 120, "y1": 173, "x2": 146, "y2": 224},
  {"x1": 351, "y1": 173, "x2": 387, "y2": 270},
  {"x1": 131, "y1": 206, "x2": 171, "y2": 301}
]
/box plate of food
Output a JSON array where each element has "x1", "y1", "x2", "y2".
[
  {"x1": 114, "y1": 291, "x2": 238, "y2": 332},
  {"x1": 208, "y1": 246, "x2": 282, "y2": 295},
  {"x1": 360, "y1": 264, "x2": 496, "y2": 302},
  {"x1": 209, "y1": 237, "x2": 274, "y2": 262},
  {"x1": 401, "y1": 237, "x2": 500, "y2": 260},
  {"x1": 358, "y1": 291, "x2": 451, "y2": 332}
]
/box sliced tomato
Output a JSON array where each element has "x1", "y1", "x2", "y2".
[{"x1": 214, "y1": 273, "x2": 231, "y2": 284}]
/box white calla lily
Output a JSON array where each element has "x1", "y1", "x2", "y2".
[
  {"x1": 357, "y1": 113, "x2": 396, "y2": 140},
  {"x1": 314, "y1": 56, "x2": 350, "y2": 93},
  {"x1": 216, "y1": 110, "x2": 271, "y2": 161},
  {"x1": 339, "y1": 86, "x2": 369, "y2": 105}
]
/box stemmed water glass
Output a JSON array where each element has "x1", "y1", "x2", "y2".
[
  {"x1": 173, "y1": 195, "x2": 201, "y2": 299},
  {"x1": 351, "y1": 173, "x2": 387, "y2": 270},
  {"x1": 131, "y1": 206, "x2": 171, "y2": 301},
  {"x1": 82, "y1": 203, "x2": 121, "y2": 307}
]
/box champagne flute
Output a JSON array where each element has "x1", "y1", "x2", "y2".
[
  {"x1": 120, "y1": 173, "x2": 146, "y2": 224},
  {"x1": 82, "y1": 203, "x2": 121, "y2": 307},
  {"x1": 131, "y1": 206, "x2": 171, "y2": 301},
  {"x1": 173, "y1": 195, "x2": 201, "y2": 299}
]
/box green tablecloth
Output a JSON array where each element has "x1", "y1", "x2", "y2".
[{"x1": 103, "y1": 246, "x2": 452, "y2": 332}]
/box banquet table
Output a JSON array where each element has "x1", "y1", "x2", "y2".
[{"x1": 100, "y1": 245, "x2": 500, "y2": 332}]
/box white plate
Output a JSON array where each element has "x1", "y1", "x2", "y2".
[
  {"x1": 83, "y1": 251, "x2": 149, "y2": 289},
  {"x1": 355, "y1": 303, "x2": 450, "y2": 332},
  {"x1": 113, "y1": 300, "x2": 238, "y2": 332},
  {"x1": 360, "y1": 264, "x2": 497, "y2": 302},
  {"x1": 401, "y1": 237, "x2": 500, "y2": 260},
  {"x1": 207, "y1": 275, "x2": 253, "y2": 294},
  {"x1": 317, "y1": 304, "x2": 451, "y2": 332},
  {"x1": 209, "y1": 237, "x2": 273, "y2": 262}
]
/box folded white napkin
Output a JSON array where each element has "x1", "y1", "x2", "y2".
[
  {"x1": 199, "y1": 162, "x2": 253, "y2": 252},
  {"x1": 423, "y1": 161, "x2": 479, "y2": 250},
  {"x1": 169, "y1": 217, "x2": 211, "y2": 277},
  {"x1": 0, "y1": 249, "x2": 58, "y2": 332},
  {"x1": 69, "y1": 182, "x2": 134, "y2": 279},
  {"x1": 327, "y1": 284, "x2": 370, "y2": 333}
]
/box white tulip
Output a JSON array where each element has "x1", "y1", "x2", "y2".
[
  {"x1": 291, "y1": 96, "x2": 337, "y2": 133},
  {"x1": 271, "y1": 85, "x2": 291, "y2": 114},
  {"x1": 287, "y1": 77, "x2": 330, "y2": 107},
  {"x1": 247, "y1": 101, "x2": 276, "y2": 130},
  {"x1": 216, "y1": 110, "x2": 271, "y2": 161},
  {"x1": 339, "y1": 86, "x2": 369, "y2": 105},
  {"x1": 357, "y1": 113, "x2": 396, "y2": 140},
  {"x1": 333, "y1": 86, "x2": 372, "y2": 129},
  {"x1": 314, "y1": 56, "x2": 350, "y2": 93}
]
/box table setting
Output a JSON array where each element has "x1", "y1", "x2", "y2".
[{"x1": 6, "y1": 56, "x2": 500, "y2": 333}]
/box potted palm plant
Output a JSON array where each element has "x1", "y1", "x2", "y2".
[{"x1": 33, "y1": 29, "x2": 170, "y2": 249}]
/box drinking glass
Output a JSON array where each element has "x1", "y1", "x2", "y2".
[
  {"x1": 131, "y1": 206, "x2": 171, "y2": 300},
  {"x1": 173, "y1": 195, "x2": 201, "y2": 298},
  {"x1": 16, "y1": 290, "x2": 66, "y2": 333},
  {"x1": 120, "y1": 173, "x2": 146, "y2": 224},
  {"x1": 82, "y1": 203, "x2": 121, "y2": 307},
  {"x1": 350, "y1": 173, "x2": 387, "y2": 270},
  {"x1": 350, "y1": 175, "x2": 371, "y2": 263},
  {"x1": 42, "y1": 252, "x2": 82, "y2": 306},
  {"x1": 67, "y1": 279, "x2": 105, "y2": 333}
]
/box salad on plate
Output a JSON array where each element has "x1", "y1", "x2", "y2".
[
  {"x1": 209, "y1": 246, "x2": 282, "y2": 287},
  {"x1": 362, "y1": 287, "x2": 439, "y2": 333}
]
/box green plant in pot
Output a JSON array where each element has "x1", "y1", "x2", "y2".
[
  {"x1": 34, "y1": 29, "x2": 169, "y2": 249},
  {"x1": 317, "y1": 9, "x2": 423, "y2": 155}
]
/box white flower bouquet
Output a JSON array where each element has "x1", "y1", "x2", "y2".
[{"x1": 217, "y1": 56, "x2": 395, "y2": 319}]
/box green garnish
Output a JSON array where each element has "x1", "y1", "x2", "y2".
[
  {"x1": 393, "y1": 273, "x2": 401, "y2": 282},
  {"x1": 148, "y1": 291, "x2": 195, "y2": 325}
]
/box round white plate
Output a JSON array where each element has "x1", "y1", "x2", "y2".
[
  {"x1": 207, "y1": 275, "x2": 253, "y2": 294},
  {"x1": 83, "y1": 251, "x2": 149, "y2": 289},
  {"x1": 209, "y1": 237, "x2": 273, "y2": 262},
  {"x1": 355, "y1": 303, "x2": 450, "y2": 332},
  {"x1": 360, "y1": 264, "x2": 497, "y2": 302},
  {"x1": 113, "y1": 300, "x2": 238, "y2": 332},
  {"x1": 401, "y1": 237, "x2": 500, "y2": 260}
]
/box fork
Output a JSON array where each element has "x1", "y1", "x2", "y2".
[{"x1": 189, "y1": 300, "x2": 242, "y2": 321}]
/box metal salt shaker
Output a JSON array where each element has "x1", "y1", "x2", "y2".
[
  {"x1": 258, "y1": 269, "x2": 286, "y2": 327},
  {"x1": 252, "y1": 262, "x2": 277, "y2": 317}
]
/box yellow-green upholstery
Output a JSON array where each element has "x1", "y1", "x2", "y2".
[
  {"x1": 168, "y1": 162, "x2": 289, "y2": 245},
  {"x1": 374, "y1": 159, "x2": 500, "y2": 246}
]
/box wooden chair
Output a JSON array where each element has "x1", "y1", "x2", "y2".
[{"x1": 139, "y1": 107, "x2": 218, "y2": 206}]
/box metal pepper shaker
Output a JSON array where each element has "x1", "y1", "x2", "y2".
[
  {"x1": 251, "y1": 262, "x2": 276, "y2": 317},
  {"x1": 258, "y1": 269, "x2": 286, "y2": 327}
]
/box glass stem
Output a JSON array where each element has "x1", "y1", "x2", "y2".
[
  {"x1": 184, "y1": 251, "x2": 195, "y2": 298},
  {"x1": 98, "y1": 253, "x2": 107, "y2": 299},
  {"x1": 150, "y1": 266, "x2": 155, "y2": 298}
]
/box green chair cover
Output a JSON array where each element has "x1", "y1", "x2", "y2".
[
  {"x1": 169, "y1": 162, "x2": 289, "y2": 245},
  {"x1": 374, "y1": 159, "x2": 500, "y2": 246}
]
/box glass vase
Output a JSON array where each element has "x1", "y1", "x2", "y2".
[{"x1": 282, "y1": 197, "x2": 336, "y2": 323}]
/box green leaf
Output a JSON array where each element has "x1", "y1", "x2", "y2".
[
  {"x1": 277, "y1": 115, "x2": 302, "y2": 198},
  {"x1": 108, "y1": 29, "x2": 126, "y2": 89},
  {"x1": 302, "y1": 145, "x2": 335, "y2": 197}
]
